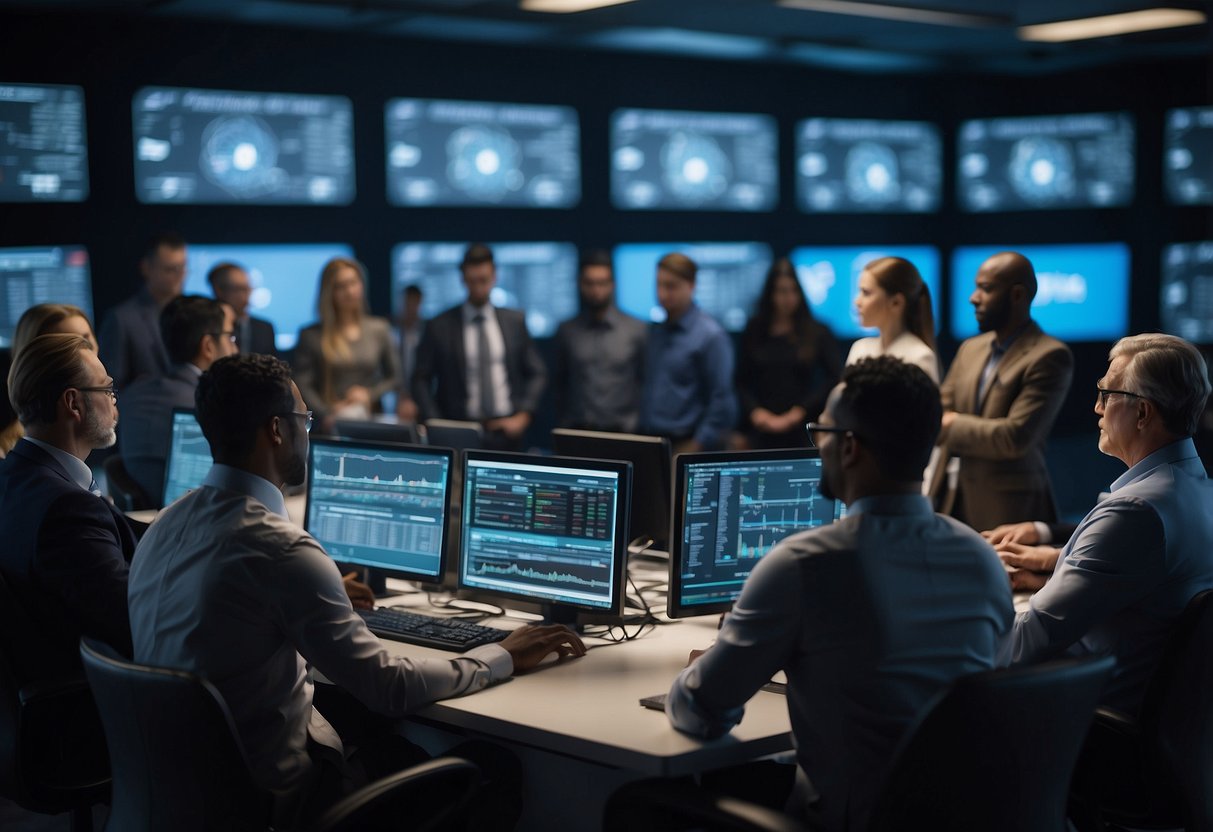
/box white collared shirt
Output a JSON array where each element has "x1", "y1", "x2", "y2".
[{"x1": 24, "y1": 435, "x2": 95, "y2": 491}]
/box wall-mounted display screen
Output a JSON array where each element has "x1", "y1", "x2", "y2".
[
  {"x1": 132, "y1": 86, "x2": 354, "y2": 205},
  {"x1": 795, "y1": 118, "x2": 940, "y2": 213},
  {"x1": 613, "y1": 242, "x2": 772, "y2": 331},
  {"x1": 385, "y1": 98, "x2": 580, "y2": 208},
  {"x1": 1161, "y1": 242, "x2": 1213, "y2": 343},
  {"x1": 611, "y1": 108, "x2": 777, "y2": 211},
  {"x1": 957, "y1": 112, "x2": 1135, "y2": 211},
  {"x1": 1164, "y1": 107, "x2": 1213, "y2": 206},
  {"x1": 0, "y1": 83, "x2": 88, "y2": 202},
  {"x1": 950, "y1": 243, "x2": 1130, "y2": 342},
  {"x1": 788, "y1": 246, "x2": 941, "y2": 339},
  {"x1": 182, "y1": 243, "x2": 354, "y2": 350},
  {"x1": 391, "y1": 242, "x2": 578, "y2": 338},
  {"x1": 0, "y1": 246, "x2": 93, "y2": 347}
]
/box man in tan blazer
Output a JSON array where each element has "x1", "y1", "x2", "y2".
[{"x1": 933, "y1": 252, "x2": 1073, "y2": 531}]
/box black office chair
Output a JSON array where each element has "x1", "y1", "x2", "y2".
[
  {"x1": 0, "y1": 575, "x2": 109, "y2": 832},
  {"x1": 79, "y1": 637, "x2": 272, "y2": 832},
  {"x1": 103, "y1": 454, "x2": 153, "y2": 512},
  {"x1": 1070, "y1": 589, "x2": 1213, "y2": 832},
  {"x1": 603, "y1": 778, "x2": 808, "y2": 832},
  {"x1": 308, "y1": 756, "x2": 481, "y2": 832}
]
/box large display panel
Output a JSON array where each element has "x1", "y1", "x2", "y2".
[
  {"x1": 1161, "y1": 242, "x2": 1213, "y2": 343},
  {"x1": 132, "y1": 86, "x2": 354, "y2": 205},
  {"x1": 957, "y1": 112, "x2": 1135, "y2": 211},
  {"x1": 0, "y1": 83, "x2": 88, "y2": 202},
  {"x1": 391, "y1": 242, "x2": 577, "y2": 338},
  {"x1": 183, "y1": 243, "x2": 354, "y2": 351},
  {"x1": 787, "y1": 245, "x2": 941, "y2": 339},
  {"x1": 459, "y1": 451, "x2": 631, "y2": 622},
  {"x1": 385, "y1": 98, "x2": 580, "y2": 208},
  {"x1": 795, "y1": 118, "x2": 940, "y2": 213},
  {"x1": 950, "y1": 243, "x2": 1130, "y2": 342},
  {"x1": 0, "y1": 246, "x2": 93, "y2": 348},
  {"x1": 1165, "y1": 107, "x2": 1213, "y2": 206},
  {"x1": 613, "y1": 242, "x2": 772, "y2": 332},
  {"x1": 162, "y1": 409, "x2": 211, "y2": 508},
  {"x1": 611, "y1": 108, "x2": 777, "y2": 211},
  {"x1": 305, "y1": 437, "x2": 454, "y2": 583},
  {"x1": 668, "y1": 449, "x2": 840, "y2": 619}
]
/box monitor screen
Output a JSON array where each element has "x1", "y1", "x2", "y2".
[
  {"x1": 610, "y1": 108, "x2": 778, "y2": 211},
  {"x1": 162, "y1": 409, "x2": 212, "y2": 507},
  {"x1": 132, "y1": 86, "x2": 354, "y2": 205},
  {"x1": 957, "y1": 112, "x2": 1135, "y2": 211},
  {"x1": 1161, "y1": 242, "x2": 1213, "y2": 343},
  {"x1": 183, "y1": 243, "x2": 354, "y2": 351},
  {"x1": 795, "y1": 118, "x2": 941, "y2": 213},
  {"x1": 0, "y1": 246, "x2": 93, "y2": 348},
  {"x1": 550, "y1": 429, "x2": 671, "y2": 551},
  {"x1": 305, "y1": 437, "x2": 454, "y2": 582},
  {"x1": 787, "y1": 245, "x2": 941, "y2": 339},
  {"x1": 613, "y1": 242, "x2": 772, "y2": 332},
  {"x1": 950, "y1": 243, "x2": 1131, "y2": 342},
  {"x1": 0, "y1": 83, "x2": 88, "y2": 202},
  {"x1": 669, "y1": 449, "x2": 839, "y2": 619},
  {"x1": 385, "y1": 98, "x2": 580, "y2": 208},
  {"x1": 1165, "y1": 107, "x2": 1213, "y2": 206},
  {"x1": 391, "y1": 242, "x2": 578, "y2": 338},
  {"x1": 459, "y1": 451, "x2": 630, "y2": 619}
]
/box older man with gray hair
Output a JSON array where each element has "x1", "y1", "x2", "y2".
[{"x1": 1005, "y1": 333, "x2": 1213, "y2": 714}]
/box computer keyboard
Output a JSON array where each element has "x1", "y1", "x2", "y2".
[{"x1": 359, "y1": 607, "x2": 510, "y2": 652}]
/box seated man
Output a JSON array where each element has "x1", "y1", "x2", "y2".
[
  {"x1": 667, "y1": 356, "x2": 1013, "y2": 832},
  {"x1": 128, "y1": 354, "x2": 584, "y2": 825},
  {"x1": 1005, "y1": 333, "x2": 1213, "y2": 715},
  {"x1": 0, "y1": 333, "x2": 135, "y2": 679}
]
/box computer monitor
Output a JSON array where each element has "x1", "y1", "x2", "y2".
[
  {"x1": 668, "y1": 449, "x2": 840, "y2": 619},
  {"x1": 459, "y1": 451, "x2": 631, "y2": 625},
  {"x1": 335, "y1": 419, "x2": 423, "y2": 446},
  {"x1": 0, "y1": 246, "x2": 94, "y2": 348},
  {"x1": 304, "y1": 437, "x2": 454, "y2": 583},
  {"x1": 1165, "y1": 107, "x2": 1213, "y2": 205},
  {"x1": 1161, "y1": 242, "x2": 1213, "y2": 343},
  {"x1": 550, "y1": 429, "x2": 671, "y2": 551},
  {"x1": 0, "y1": 82, "x2": 88, "y2": 202},
  {"x1": 162, "y1": 409, "x2": 212, "y2": 507}
]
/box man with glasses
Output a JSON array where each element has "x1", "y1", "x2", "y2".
[
  {"x1": 666, "y1": 357, "x2": 1012, "y2": 831},
  {"x1": 1004, "y1": 333, "x2": 1213, "y2": 714},
  {"x1": 206, "y1": 261, "x2": 278, "y2": 357},
  {"x1": 118, "y1": 294, "x2": 238, "y2": 505},
  {"x1": 0, "y1": 333, "x2": 136, "y2": 681}
]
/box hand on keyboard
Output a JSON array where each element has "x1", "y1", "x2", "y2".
[{"x1": 500, "y1": 624, "x2": 587, "y2": 673}]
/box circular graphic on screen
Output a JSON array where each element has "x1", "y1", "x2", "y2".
[
  {"x1": 1008, "y1": 136, "x2": 1076, "y2": 204},
  {"x1": 445, "y1": 126, "x2": 523, "y2": 201},
  {"x1": 200, "y1": 116, "x2": 285, "y2": 198},
  {"x1": 661, "y1": 131, "x2": 730, "y2": 203},
  {"x1": 845, "y1": 142, "x2": 900, "y2": 205}
]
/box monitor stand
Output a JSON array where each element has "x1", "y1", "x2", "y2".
[{"x1": 540, "y1": 603, "x2": 584, "y2": 633}]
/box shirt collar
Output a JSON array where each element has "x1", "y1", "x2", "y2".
[
  {"x1": 1109, "y1": 437, "x2": 1200, "y2": 493},
  {"x1": 23, "y1": 436, "x2": 94, "y2": 491},
  {"x1": 462, "y1": 302, "x2": 496, "y2": 324},
  {"x1": 992, "y1": 322, "x2": 1030, "y2": 354},
  {"x1": 202, "y1": 463, "x2": 289, "y2": 519},
  {"x1": 664, "y1": 303, "x2": 700, "y2": 331},
  {"x1": 846, "y1": 493, "x2": 933, "y2": 517}
]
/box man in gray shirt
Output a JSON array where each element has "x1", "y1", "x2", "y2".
[{"x1": 552, "y1": 250, "x2": 646, "y2": 432}]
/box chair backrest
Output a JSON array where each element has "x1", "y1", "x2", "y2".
[
  {"x1": 309, "y1": 756, "x2": 481, "y2": 832},
  {"x1": 867, "y1": 654, "x2": 1115, "y2": 832},
  {"x1": 603, "y1": 778, "x2": 808, "y2": 832},
  {"x1": 79, "y1": 637, "x2": 270, "y2": 832},
  {"x1": 103, "y1": 455, "x2": 152, "y2": 512}
]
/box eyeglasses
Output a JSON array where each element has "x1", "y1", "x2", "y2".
[
  {"x1": 211, "y1": 331, "x2": 237, "y2": 345},
  {"x1": 1095, "y1": 386, "x2": 1144, "y2": 409},
  {"x1": 804, "y1": 422, "x2": 858, "y2": 448},
  {"x1": 75, "y1": 385, "x2": 117, "y2": 403},
  {"x1": 280, "y1": 410, "x2": 314, "y2": 433}
]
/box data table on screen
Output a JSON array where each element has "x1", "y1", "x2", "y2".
[
  {"x1": 0, "y1": 83, "x2": 88, "y2": 202},
  {"x1": 0, "y1": 246, "x2": 93, "y2": 347}
]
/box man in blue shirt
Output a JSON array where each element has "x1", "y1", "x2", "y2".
[{"x1": 639, "y1": 252, "x2": 736, "y2": 451}]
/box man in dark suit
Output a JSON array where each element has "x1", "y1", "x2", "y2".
[
  {"x1": 0, "y1": 333, "x2": 137, "y2": 682},
  {"x1": 98, "y1": 231, "x2": 187, "y2": 391},
  {"x1": 118, "y1": 295, "x2": 238, "y2": 505},
  {"x1": 411, "y1": 243, "x2": 547, "y2": 450},
  {"x1": 206, "y1": 261, "x2": 278, "y2": 356}
]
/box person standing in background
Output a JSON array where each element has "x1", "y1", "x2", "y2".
[
  {"x1": 206, "y1": 262, "x2": 277, "y2": 356},
  {"x1": 845, "y1": 256, "x2": 939, "y2": 384},
  {"x1": 394, "y1": 283, "x2": 424, "y2": 423}
]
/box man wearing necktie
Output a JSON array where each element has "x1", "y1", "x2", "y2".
[{"x1": 931, "y1": 251, "x2": 1073, "y2": 532}]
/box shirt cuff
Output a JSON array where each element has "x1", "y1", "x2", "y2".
[
  {"x1": 1033, "y1": 521, "x2": 1052, "y2": 544},
  {"x1": 466, "y1": 643, "x2": 513, "y2": 680}
]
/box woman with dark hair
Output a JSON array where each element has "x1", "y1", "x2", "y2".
[
  {"x1": 736, "y1": 258, "x2": 844, "y2": 449},
  {"x1": 846, "y1": 256, "x2": 940, "y2": 383}
]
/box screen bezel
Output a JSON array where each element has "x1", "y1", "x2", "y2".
[
  {"x1": 304, "y1": 436, "x2": 455, "y2": 584},
  {"x1": 667, "y1": 447, "x2": 825, "y2": 620},
  {"x1": 458, "y1": 450, "x2": 632, "y2": 622},
  {"x1": 162, "y1": 407, "x2": 210, "y2": 508}
]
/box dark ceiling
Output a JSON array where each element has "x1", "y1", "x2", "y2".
[{"x1": 3, "y1": 0, "x2": 1211, "y2": 73}]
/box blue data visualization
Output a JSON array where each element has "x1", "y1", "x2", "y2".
[
  {"x1": 950, "y1": 243, "x2": 1130, "y2": 342},
  {"x1": 0, "y1": 83, "x2": 88, "y2": 202},
  {"x1": 183, "y1": 243, "x2": 354, "y2": 351},
  {"x1": 0, "y1": 246, "x2": 93, "y2": 347},
  {"x1": 613, "y1": 242, "x2": 772, "y2": 332},
  {"x1": 1165, "y1": 107, "x2": 1213, "y2": 206},
  {"x1": 787, "y1": 246, "x2": 941, "y2": 339},
  {"x1": 1161, "y1": 242, "x2": 1213, "y2": 343}
]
